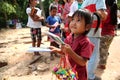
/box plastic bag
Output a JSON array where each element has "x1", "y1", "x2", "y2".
[{"x1": 52, "y1": 56, "x2": 78, "y2": 80}]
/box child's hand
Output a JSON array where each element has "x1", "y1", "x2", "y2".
[
  {"x1": 61, "y1": 44, "x2": 73, "y2": 54},
  {"x1": 40, "y1": 16, "x2": 44, "y2": 20},
  {"x1": 49, "y1": 46, "x2": 62, "y2": 54},
  {"x1": 31, "y1": 7, "x2": 35, "y2": 15},
  {"x1": 51, "y1": 25, "x2": 55, "y2": 28}
]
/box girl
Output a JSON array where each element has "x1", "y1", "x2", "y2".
[
  {"x1": 46, "y1": 5, "x2": 61, "y2": 60},
  {"x1": 26, "y1": 0, "x2": 44, "y2": 55},
  {"x1": 50, "y1": 9, "x2": 98, "y2": 80},
  {"x1": 49, "y1": 0, "x2": 63, "y2": 17},
  {"x1": 99, "y1": 0, "x2": 118, "y2": 69}
]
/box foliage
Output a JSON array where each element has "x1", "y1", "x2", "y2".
[
  {"x1": 118, "y1": 0, "x2": 120, "y2": 9},
  {"x1": 0, "y1": 0, "x2": 28, "y2": 28},
  {"x1": 43, "y1": 0, "x2": 51, "y2": 18},
  {"x1": 0, "y1": 13, "x2": 6, "y2": 28},
  {"x1": 0, "y1": 0, "x2": 120, "y2": 28},
  {"x1": 0, "y1": 2, "x2": 16, "y2": 15}
]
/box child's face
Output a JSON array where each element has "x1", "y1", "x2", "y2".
[
  {"x1": 30, "y1": 0, "x2": 37, "y2": 6},
  {"x1": 51, "y1": 9, "x2": 57, "y2": 16},
  {"x1": 54, "y1": 0, "x2": 59, "y2": 2},
  {"x1": 77, "y1": 0, "x2": 83, "y2": 2},
  {"x1": 69, "y1": 15, "x2": 86, "y2": 35}
]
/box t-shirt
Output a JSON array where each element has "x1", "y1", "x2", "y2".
[
  {"x1": 26, "y1": 7, "x2": 42, "y2": 28},
  {"x1": 68, "y1": 1, "x2": 82, "y2": 16},
  {"x1": 101, "y1": 9, "x2": 116, "y2": 36},
  {"x1": 46, "y1": 16, "x2": 61, "y2": 34},
  {"x1": 64, "y1": 34, "x2": 94, "y2": 80},
  {"x1": 81, "y1": 0, "x2": 106, "y2": 37},
  {"x1": 117, "y1": 10, "x2": 120, "y2": 24}
]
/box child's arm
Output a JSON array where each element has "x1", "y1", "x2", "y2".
[
  {"x1": 46, "y1": 23, "x2": 55, "y2": 28},
  {"x1": 30, "y1": 7, "x2": 35, "y2": 16},
  {"x1": 49, "y1": 46, "x2": 64, "y2": 55},
  {"x1": 61, "y1": 44, "x2": 88, "y2": 66},
  {"x1": 30, "y1": 8, "x2": 44, "y2": 21},
  {"x1": 96, "y1": 9, "x2": 107, "y2": 20},
  {"x1": 34, "y1": 16, "x2": 44, "y2": 21},
  {"x1": 31, "y1": 14, "x2": 44, "y2": 21}
]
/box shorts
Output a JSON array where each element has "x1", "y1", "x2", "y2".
[{"x1": 30, "y1": 28, "x2": 42, "y2": 42}]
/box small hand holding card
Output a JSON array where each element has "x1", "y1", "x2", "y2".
[
  {"x1": 44, "y1": 32, "x2": 65, "y2": 45},
  {"x1": 50, "y1": 22, "x2": 59, "y2": 32}
]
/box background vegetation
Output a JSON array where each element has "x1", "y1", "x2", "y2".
[{"x1": 0, "y1": 0, "x2": 120, "y2": 29}]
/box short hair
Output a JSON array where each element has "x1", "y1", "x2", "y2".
[{"x1": 50, "y1": 5, "x2": 57, "y2": 11}]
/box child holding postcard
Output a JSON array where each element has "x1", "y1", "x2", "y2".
[{"x1": 46, "y1": 5, "x2": 61, "y2": 60}]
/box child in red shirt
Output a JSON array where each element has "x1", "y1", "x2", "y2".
[{"x1": 49, "y1": 9, "x2": 99, "y2": 80}]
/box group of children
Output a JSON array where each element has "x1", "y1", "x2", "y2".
[{"x1": 26, "y1": 0, "x2": 118, "y2": 80}]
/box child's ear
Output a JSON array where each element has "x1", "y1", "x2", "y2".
[{"x1": 85, "y1": 24, "x2": 91, "y2": 31}]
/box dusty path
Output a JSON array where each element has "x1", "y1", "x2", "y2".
[{"x1": 0, "y1": 27, "x2": 120, "y2": 80}]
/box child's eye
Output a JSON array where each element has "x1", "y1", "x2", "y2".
[{"x1": 77, "y1": 19, "x2": 80, "y2": 21}]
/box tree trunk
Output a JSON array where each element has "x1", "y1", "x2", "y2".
[
  {"x1": 4, "y1": 12, "x2": 8, "y2": 28},
  {"x1": 39, "y1": 0, "x2": 46, "y2": 19}
]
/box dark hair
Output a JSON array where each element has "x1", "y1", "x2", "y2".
[
  {"x1": 27, "y1": 0, "x2": 31, "y2": 7},
  {"x1": 105, "y1": 0, "x2": 118, "y2": 25},
  {"x1": 93, "y1": 12, "x2": 101, "y2": 34},
  {"x1": 50, "y1": 5, "x2": 57, "y2": 11},
  {"x1": 27, "y1": 0, "x2": 36, "y2": 7},
  {"x1": 72, "y1": 9, "x2": 101, "y2": 35}
]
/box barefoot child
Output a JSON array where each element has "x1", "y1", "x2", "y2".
[
  {"x1": 26, "y1": 0, "x2": 44, "y2": 55},
  {"x1": 46, "y1": 5, "x2": 61, "y2": 60}
]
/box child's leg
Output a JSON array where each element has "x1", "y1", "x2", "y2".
[
  {"x1": 35, "y1": 28, "x2": 42, "y2": 55},
  {"x1": 99, "y1": 35, "x2": 114, "y2": 69},
  {"x1": 53, "y1": 42, "x2": 60, "y2": 57},
  {"x1": 32, "y1": 41, "x2": 36, "y2": 47},
  {"x1": 50, "y1": 42, "x2": 56, "y2": 60},
  {"x1": 34, "y1": 39, "x2": 41, "y2": 55},
  {"x1": 37, "y1": 39, "x2": 41, "y2": 47},
  {"x1": 31, "y1": 28, "x2": 41, "y2": 55},
  {"x1": 37, "y1": 28, "x2": 42, "y2": 47},
  {"x1": 50, "y1": 42, "x2": 60, "y2": 58},
  {"x1": 30, "y1": 28, "x2": 36, "y2": 47}
]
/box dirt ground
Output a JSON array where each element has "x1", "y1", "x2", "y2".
[{"x1": 0, "y1": 27, "x2": 120, "y2": 80}]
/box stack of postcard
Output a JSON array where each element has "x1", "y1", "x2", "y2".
[{"x1": 45, "y1": 32, "x2": 65, "y2": 45}]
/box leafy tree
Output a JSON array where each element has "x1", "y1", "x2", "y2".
[
  {"x1": 118, "y1": 0, "x2": 120, "y2": 9},
  {"x1": 0, "y1": 1, "x2": 16, "y2": 28}
]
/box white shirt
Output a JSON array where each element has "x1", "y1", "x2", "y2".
[
  {"x1": 26, "y1": 7, "x2": 42, "y2": 28},
  {"x1": 81, "y1": 0, "x2": 106, "y2": 37},
  {"x1": 68, "y1": 1, "x2": 79, "y2": 16},
  {"x1": 117, "y1": 10, "x2": 120, "y2": 24},
  {"x1": 81, "y1": 0, "x2": 106, "y2": 10}
]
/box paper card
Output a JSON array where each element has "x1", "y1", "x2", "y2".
[
  {"x1": 52, "y1": 22, "x2": 59, "y2": 27},
  {"x1": 28, "y1": 47, "x2": 51, "y2": 52},
  {"x1": 50, "y1": 22, "x2": 59, "y2": 32},
  {"x1": 45, "y1": 32, "x2": 65, "y2": 45}
]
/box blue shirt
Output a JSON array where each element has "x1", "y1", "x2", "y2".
[{"x1": 46, "y1": 16, "x2": 61, "y2": 33}]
